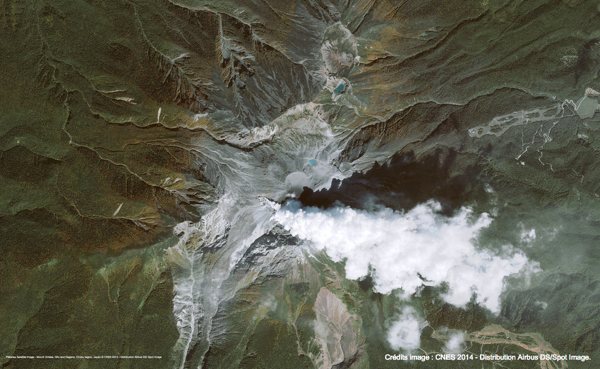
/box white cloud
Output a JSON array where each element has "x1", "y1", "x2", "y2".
[
  {"x1": 534, "y1": 300, "x2": 548, "y2": 310},
  {"x1": 273, "y1": 201, "x2": 538, "y2": 313},
  {"x1": 519, "y1": 224, "x2": 537, "y2": 245},
  {"x1": 444, "y1": 331, "x2": 466, "y2": 353},
  {"x1": 386, "y1": 307, "x2": 425, "y2": 351}
]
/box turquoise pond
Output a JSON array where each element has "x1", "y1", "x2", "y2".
[{"x1": 334, "y1": 82, "x2": 346, "y2": 94}]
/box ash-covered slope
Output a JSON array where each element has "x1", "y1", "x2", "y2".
[{"x1": 1, "y1": 1, "x2": 600, "y2": 369}]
